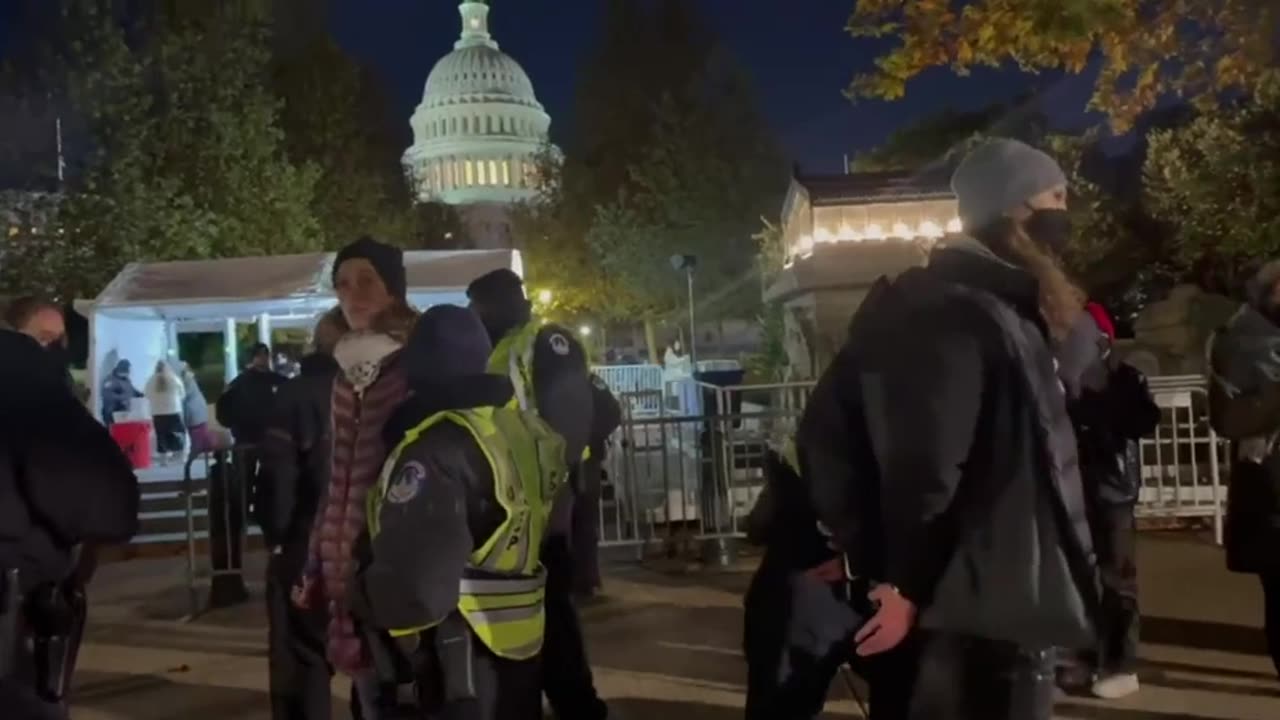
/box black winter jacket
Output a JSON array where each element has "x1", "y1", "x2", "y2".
[
  {"x1": 217, "y1": 366, "x2": 288, "y2": 445},
  {"x1": 259, "y1": 353, "x2": 339, "y2": 550},
  {"x1": 351, "y1": 374, "x2": 515, "y2": 635},
  {"x1": 816, "y1": 241, "x2": 1098, "y2": 650},
  {"x1": 0, "y1": 331, "x2": 139, "y2": 591},
  {"x1": 1072, "y1": 363, "x2": 1160, "y2": 505}
]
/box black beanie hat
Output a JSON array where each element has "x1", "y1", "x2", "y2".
[
  {"x1": 334, "y1": 236, "x2": 407, "y2": 300},
  {"x1": 405, "y1": 305, "x2": 493, "y2": 388},
  {"x1": 466, "y1": 268, "x2": 526, "y2": 308}
]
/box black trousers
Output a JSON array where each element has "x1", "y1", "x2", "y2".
[
  {"x1": 542, "y1": 535, "x2": 608, "y2": 720},
  {"x1": 1262, "y1": 571, "x2": 1280, "y2": 678},
  {"x1": 902, "y1": 632, "x2": 1055, "y2": 720},
  {"x1": 414, "y1": 642, "x2": 542, "y2": 720},
  {"x1": 1091, "y1": 502, "x2": 1139, "y2": 674},
  {"x1": 0, "y1": 624, "x2": 69, "y2": 720},
  {"x1": 153, "y1": 413, "x2": 186, "y2": 453},
  {"x1": 266, "y1": 551, "x2": 332, "y2": 720}
]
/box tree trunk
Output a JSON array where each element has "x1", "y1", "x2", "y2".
[{"x1": 644, "y1": 315, "x2": 660, "y2": 365}]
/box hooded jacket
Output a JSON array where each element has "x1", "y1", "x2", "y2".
[{"x1": 0, "y1": 331, "x2": 140, "y2": 591}]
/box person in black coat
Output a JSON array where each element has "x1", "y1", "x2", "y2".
[
  {"x1": 0, "y1": 330, "x2": 140, "y2": 719},
  {"x1": 1207, "y1": 259, "x2": 1280, "y2": 679},
  {"x1": 218, "y1": 343, "x2": 288, "y2": 446},
  {"x1": 259, "y1": 317, "x2": 343, "y2": 720},
  {"x1": 807, "y1": 140, "x2": 1098, "y2": 720},
  {"x1": 1060, "y1": 304, "x2": 1160, "y2": 698}
]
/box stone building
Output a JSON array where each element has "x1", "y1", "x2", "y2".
[
  {"x1": 764, "y1": 170, "x2": 959, "y2": 378},
  {"x1": 402, "y1": 0, "x2": 555, "y2": 249}
]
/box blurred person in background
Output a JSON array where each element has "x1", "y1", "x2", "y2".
[
  {"x1": 179, "y1": 364, "x2": 214, "y2": 454},
  {"x1": 260, "y1": 313, "x2": 343, "y2": 720},
  {"x1": 100, "y1": 360, "x2": 142, "y2": 427},
  {"x1": 1057, "y1": 303, "x2": 1159, "y2": 699},
  {"x1": 218, "y1": 343, "x2": 287, "y2": 446},
  {"x1": 1207, "y1": 260, "x2": 1280, "y2": 678},
  {"x1": 144, "y1": 360, "x2": 186, "y2": 464}
]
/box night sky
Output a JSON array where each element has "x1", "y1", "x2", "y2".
[
  {"x1": 0, "y1": 0, "x2": 1101, "y2": 173},
  {"x1": 331, "y1": 0, "x2": 1099, "y2": 173}
]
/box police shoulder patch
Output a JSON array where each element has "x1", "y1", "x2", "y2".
[
  {"x1": 386, "y1": 461, "x2": 425, "y2": 504},
  {"x1": 548, "y1": 333, "x2": 571, "y2": 356}
]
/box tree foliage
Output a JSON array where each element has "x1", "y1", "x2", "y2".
[
  {"x1": 1144, "y1": 71, "x2": 1280, "y2": 292},
  {"x1": 848, "y1": 0, "x2": 1278, "y2": 131},
  {"x1": 34, "y1": 1, "x2": 321, "y2": 299},
  {"x1": 514, "y1": 0, "x2": 785, "y2": 360}
]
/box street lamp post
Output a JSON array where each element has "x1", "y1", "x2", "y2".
[{"x1": 671, "y1": 254, "x2": 698, "y2": 371}]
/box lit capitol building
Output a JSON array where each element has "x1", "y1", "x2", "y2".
[{"x1": 403, "y1": 0, "x2": 555, "y2": 248}]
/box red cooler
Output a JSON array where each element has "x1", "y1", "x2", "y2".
[{"x1": 110, "y1": 420, "x2": 153, "y2": 470}]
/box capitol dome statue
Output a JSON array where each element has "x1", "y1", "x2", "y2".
[{"x1": 403, "y1": 0, "x2": 555, "y2": 248}]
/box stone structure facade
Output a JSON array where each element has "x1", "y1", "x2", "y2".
[{"x1": 764, "y1": 171, "x2": 958, "y2": 378}]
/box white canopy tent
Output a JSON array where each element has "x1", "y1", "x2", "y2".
[{"x1": 75, "y1": 248, "x2": 523, "y2": 422}]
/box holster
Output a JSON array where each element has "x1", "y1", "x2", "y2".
[
  {"x1": 433, "y1": 614, "x2": 477, "y2": 702},
  {"x1": 23, "y1": 580, "x2": 80, "y2": 702},
  {"x1": 0, "y1": 568, "x2": 19, "y2": 680}
]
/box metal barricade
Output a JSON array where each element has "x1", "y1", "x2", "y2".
[
  {"x1": 601, "y1": 382, "x2": 812, "y2": 556},
  {"x1": 181, "y1": 445, "x2": 258, "y2": 619},
  {"x1": 600, "y1": 373, "x2": 1232, "y2": 557},
  {"x1": 1136, "y1": 376, "x2": 1227, "y2": 543}
]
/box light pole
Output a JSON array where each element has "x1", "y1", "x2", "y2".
[{"x1": 670, "y1": 254, "x2": 698, "y2": 370}]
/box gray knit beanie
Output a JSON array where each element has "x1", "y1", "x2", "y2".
[{"x1": 951, "y1": 139, "x2": 1068, "y2": 232}]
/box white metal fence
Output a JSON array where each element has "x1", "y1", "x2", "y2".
[{"x1": 596, "y1": 374, "x2": 1229, "y2": 553}]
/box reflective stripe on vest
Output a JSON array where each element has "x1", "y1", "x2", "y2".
[
  {"x1": 487, "y1": 320, "x2": 592, "y2": 461},
  {"x1": 368, "y1": 405, "x2": 567, "y2": 660}
]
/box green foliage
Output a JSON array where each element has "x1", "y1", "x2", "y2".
[
  {"x1": 744, "y1": 301, "x2": 788, "y2": 383},
  {"x1": 848, "y1": 0, "x2": 1277, "y2": 132},
  {"x1": 515, "y1": 0, "x2": 785, "y2": 356},
  {"x1": 272, "y1": 32, "x2": 425, "y2": 248},
  {"x1": 1144, "y1": 72, "x2": 1280, "y2": 292}
]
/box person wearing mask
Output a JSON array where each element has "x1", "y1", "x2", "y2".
[
  {"x1": 218, "y1": 343, "x2": 288, "y2": 446},
  {"x1": 145, "y1": 360, "x2": 187, "y2": 464},
  {"x1": 259, "y1": 313, "x2": 344, "y2": 720},
  {"x1": 178, "y1": 364, "x2": 214, "y2": 454},
  {"x1": 828, "y1": 139, "x2": 1098, "y2": 719},
  {"x1": 101, "y1": 359, "x2": 143, "y2": 426},
  {"x1": 1055, "y1": 303, "x2": 1159, "y2": 699},
  {"x1": 292, "y1": 236, "x2": 417, "y2": 719},
  {"x1": 466, "y1": 269, "x2": 607, "y2": 720},
  {"x1": 1207, "y1": 260, "x2": 1280, "y2": 679},
  {"x1": 0, "y1": 330, "x2": 140, "y2": 719},
  {"x1": 351, "y1": 305, "x2": 567, "y2": 718}
]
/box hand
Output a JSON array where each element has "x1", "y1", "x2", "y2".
[
  {"x1": 854, "y1": 584, "x2": 917, "y2": 656},
  {"x1": 803, "y1": 557, "x2": 846, "y2": 584},
  {"x1": 290, "y1": 576, "x2": 314, "y2": 610}
]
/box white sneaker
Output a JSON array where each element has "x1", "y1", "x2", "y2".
[{"x1": 1091, "y1": 672, "x2": 1140, "y2": 699}]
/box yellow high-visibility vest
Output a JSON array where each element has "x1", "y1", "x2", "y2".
[
  {"x1": 488, "y1": 319, "x2": 592, "y2": 461},
  {"x1": 367, "y1": 405, "x2": 567, "y2": 660}
]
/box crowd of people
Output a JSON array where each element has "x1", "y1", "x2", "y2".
[{"x1": 3, "y1": 138, "x2": 1280, "y2": 720}]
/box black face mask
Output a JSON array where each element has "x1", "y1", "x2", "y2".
[{"x1": 1023, "y1": 207, "x2": 1072, "y2": 256}]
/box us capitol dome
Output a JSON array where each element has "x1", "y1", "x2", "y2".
[{"x1": 403, "y1": 0, "x2": 556, "y2": 248}]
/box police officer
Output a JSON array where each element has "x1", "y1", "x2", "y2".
[
  {"x1": 466, "y1": 269, "x2": 609, "y2": 720},
  {"x1": 351, "y1": 305, "x2": 566, "y2": 719},
  {"x1": 0, "y1": 330, "x2": 140, "y2": 719}
]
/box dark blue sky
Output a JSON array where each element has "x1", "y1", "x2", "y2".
[{"x1": 332, "y1": 0, "x2": 1097, "y2": 173}]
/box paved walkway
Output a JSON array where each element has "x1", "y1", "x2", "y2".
[{"x1": 68, "y1": 534, "x2": 1278, "y2": 719}]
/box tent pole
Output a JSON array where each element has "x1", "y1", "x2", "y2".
[{"x1": 224, "y1": 318, "x2": 238, "y2": 387}]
